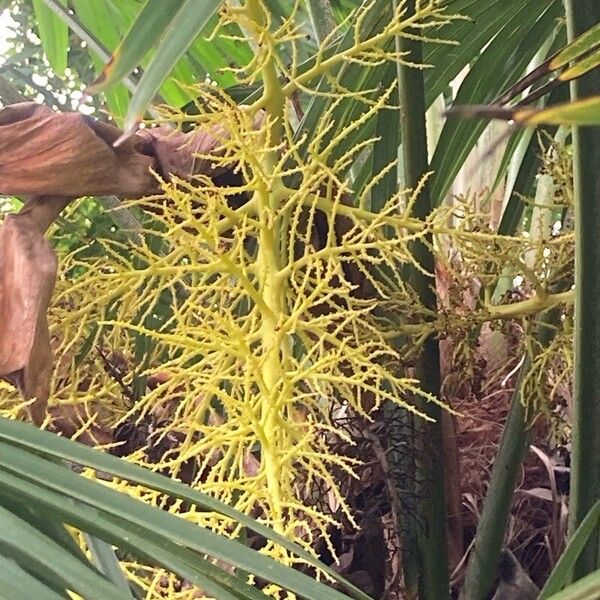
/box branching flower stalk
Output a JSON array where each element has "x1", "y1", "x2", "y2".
[
  {"x1": 0, "y1": 1, "x2": 579, "y2": 596},
  {"x1": 243, "y1": 0, "x2": 290, "y2": 546},
  {"x1": 44, "y1": 0, "x2": 461, "y2": 564}
]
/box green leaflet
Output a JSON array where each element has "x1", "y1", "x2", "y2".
[
  {"x1": 0, "y1": 505, "x2": 124, "y2": 600},
  {"x1": 519, "y1": 96, "x2": 600, "y2": 126},
  {"x1": 0, "y1": 418, "x2": 371, "y2": 600},
  {"x1": 32, "y1": 0, "x2": 68, "y2": 76},
  {"x1": 88, "y1": 0, "x2": 185, "y2": 93},
  {"x1": 551, "y1": 22, "x2": 600, "y2": 69},
  {"x1": 122, "y1": 0, "x2": 224, "y2": 133},
  {"x1": 540, "y1": 501, "x2": 600, "y2": 598}
]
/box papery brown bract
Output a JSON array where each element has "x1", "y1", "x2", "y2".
[
  {"x1": 0, "y1": 102, "x2": 242, "y2": 424},
  {"x1": 0, "y1": 103, "x2": 158, "y2": 198},
  {"x1": 0, "y1": 205, "x2": 58, "y2": 424}
]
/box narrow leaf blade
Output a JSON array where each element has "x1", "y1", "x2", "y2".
[
  {"x1": 88, "y1": 0, "x2": 185, "y2": 93},
  {"x1": 32, "y1": 0, "x2": 68, "y2": 76},
  {"x1": 0, "y1": 417, "x2": 370, "y2": 600},
  {"x1": 544, "y1": 570, "x2": 600, "y2": 600},
  {"x1": 0, "y1": 436, "x2": 367, "y2": 600},
  {"x1": 540, "y1": 500, "x2": 600, "y2": 598},
  {"x1": 123, "y1": 0, "x2": 224, "y2": 133},
  {"x1": 0, "y1": 505, "x2": 124, "y2": 600},
  {"x1": 550, "y1": 22, "x2": 600, "y2": 69},
  {"x1": 0, "y1": 556, "x2": 66, "y2": 600}
]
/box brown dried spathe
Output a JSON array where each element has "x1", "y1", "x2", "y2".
[{"x1": 0, "y1": 102, "x2": 235, "y2": 424}]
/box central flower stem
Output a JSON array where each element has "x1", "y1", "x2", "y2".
[{"x1": 244, "y1": 0, "x2": 289, "y2": 541}]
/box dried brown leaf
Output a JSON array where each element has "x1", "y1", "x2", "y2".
[
  {"x1": 0, "y1": 103, "x2": 158, "y2": 197},
  {"x1": 0, "y1": 102, "x2": 247, "y2": 424},
  {"x1": 0, "y1": 204, "x2": 59, "y2": 423}
]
